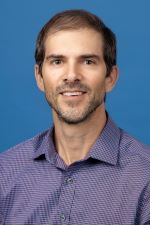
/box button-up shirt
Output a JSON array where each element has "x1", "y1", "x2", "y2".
[{"x1": 0, "y1": 117, "x2": 150, "y2": 225}]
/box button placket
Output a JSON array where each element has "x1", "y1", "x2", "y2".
[
  {"x1": 60, "y1": 213, "x2": 66, "y2": 222},
  {"x1": 57, "y1": 170, "x2": 76, "y2": 224},
  {"x1": 66, "y1": 177, "x2": 73, "y2": 184}
]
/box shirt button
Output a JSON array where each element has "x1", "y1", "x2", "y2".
[
  {"x1": 60, "y1": 213, "x2": 66, "y2": 221},
  {"x1": 66, "y1": 177, "x2": 73, "y2": 184}
]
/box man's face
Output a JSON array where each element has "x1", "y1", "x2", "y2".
[{"x1": 35, "y1": 29, "x2": 117, "y2": 124}]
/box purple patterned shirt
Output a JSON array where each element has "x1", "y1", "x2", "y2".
[{"x1": 0, "y1": 117, "x2": 150, "y2": 225}]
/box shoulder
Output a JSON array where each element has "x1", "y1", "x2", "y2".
[
  {"x1": 0, "y1": 129, "x2": 50, "y2": 177},
  {"x1": 0, "y1": 129, "x2": 52, "y2": 207},
  {"x1": 120, "y1": 129, "x2": 150, "y2": 161},
  {"x1": 119, "y1": 128, "x2": 150, "y2": 177}
]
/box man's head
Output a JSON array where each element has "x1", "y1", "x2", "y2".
[
  {"x1": 35, "y1": 9, "x2": 116, "y2": 77},
  {"x1": 35, "y1": 10, "x2": 118, "y2": 124}
]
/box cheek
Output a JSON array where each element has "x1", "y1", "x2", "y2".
[
  {"x1": 87, "y1": 68, "x2": 107, "y2": 87},
  {"x1": 42, "y1": 79, "x2": 55, "y2": 98},
  {"x1": 42, "y1": 73, "x2": 58, "y2": 91},
  {"x1": 90, "y1": 78, "x2": 106, "y2": 93},
  {"x1": 95, "y1": 85, "x2": 106, "y2": 97},
  {"x1": 43, "y1": 70, "x2": 62, "y2": 88}
]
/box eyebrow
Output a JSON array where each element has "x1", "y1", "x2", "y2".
[
  {"x1": 45, "y1": 54, "x2": 65, "y2": 60},
  {"x1": 45, "y1": 54, "x2": 101, "y2": 61},
  {"x1": 79, "y1": 54, "x2": 101, "y2": 61}
]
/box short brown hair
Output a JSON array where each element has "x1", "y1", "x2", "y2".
[{"x1": 35, "y1": 9, "x2": 117, "y2": 76}]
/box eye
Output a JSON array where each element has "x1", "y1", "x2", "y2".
[
  {"x1": 84, "y1": 59, "x2": 95, "y2": 65},
  {"x1": 50, "y1": 59, "x2": 62, "y2": 65}
]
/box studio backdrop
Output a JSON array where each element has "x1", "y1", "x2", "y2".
[{"x1": 0, "y1": 0, "x2": 150, "y2": 152}]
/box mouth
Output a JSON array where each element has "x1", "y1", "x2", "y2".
[{"x1": 60, "y1": 90, "x2": 87, "y2": 97}]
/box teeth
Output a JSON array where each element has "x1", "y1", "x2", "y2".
[{"x1": 63, "y1": 92, "x2": 83, "y2": 96}]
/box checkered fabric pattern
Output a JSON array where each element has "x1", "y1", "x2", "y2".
[{"x1": 0, "y1": 117, "x2": 150, "y2": 225}]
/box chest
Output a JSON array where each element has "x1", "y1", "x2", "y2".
[{"x1": 1, "y1": 164, "x2": 142, "y2": 225}]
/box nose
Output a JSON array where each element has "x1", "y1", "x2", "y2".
[{"x1": 63, "y1": 61, "x2": 82, "y2": 82}]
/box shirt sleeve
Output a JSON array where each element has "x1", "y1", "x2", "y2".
[
  {"x1": 140, "y1": 182, "x2": 150, "y2": 225},
  {"x1": 0, "y1": 164, "x2": 3, "y2": 224}
]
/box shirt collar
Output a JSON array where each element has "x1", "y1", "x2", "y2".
[
  {"x1": 87, "y1": 116, "x2": 121, "y2": 166},
  {"x1": 32, "y1": 128, "x2": 56, "y2": 163},
  {"x1": 33, "y1": 116, "x2": 121, "y2": 166}
]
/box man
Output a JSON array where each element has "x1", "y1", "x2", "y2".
[{"x1": 0, "y1": 9, "x2": 150, "y2": 225}]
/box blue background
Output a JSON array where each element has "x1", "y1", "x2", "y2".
[{"x1": 0, "y1": 0, "x2": 150, "y2": 152}]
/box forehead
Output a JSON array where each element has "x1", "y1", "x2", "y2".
[{"x1": 44, "y1": 29, "x2": 104, "y2": 56}]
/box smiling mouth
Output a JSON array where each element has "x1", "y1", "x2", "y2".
[
  {"x1": 61, "y1": 91, "x2": 86, "y2": 96},
  {"x1": 59, "y1": 89, "x2": 87, "y2": 97}
]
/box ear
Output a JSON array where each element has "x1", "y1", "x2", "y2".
[
  {"x1": 105, "y1": 65, "x2": 119, "y2": 93},
  {"x1": 34, "y1": 64, "x2": 45, "y2": 92}
]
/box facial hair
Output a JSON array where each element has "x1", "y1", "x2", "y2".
[{"x1": 44, "y1": 81, "x2": 105, "y2": 124}]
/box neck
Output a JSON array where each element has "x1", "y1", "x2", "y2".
[{"x1": 53, "y1": 105, "x2": 107, "y2": 166}]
